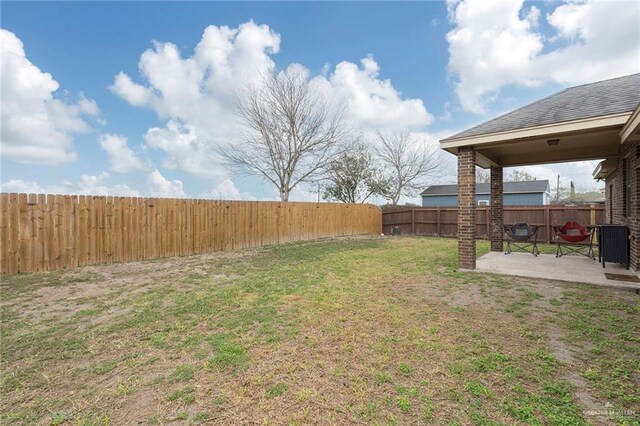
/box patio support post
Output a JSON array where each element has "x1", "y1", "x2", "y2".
[
  {"x1": 490, "y1": 166, "x2": 503, "y2": 252},
  {"x1": 457, "y1": 146, "x2": 476, "y2": 269}
]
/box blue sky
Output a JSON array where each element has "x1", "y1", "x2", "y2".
[{"x1": 2, "y1": 1, "x2": 639, "y2": 202}]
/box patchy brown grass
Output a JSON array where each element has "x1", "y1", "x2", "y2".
[{"x1": 1, "y1": 236, "x2": 638, "y2": 425}]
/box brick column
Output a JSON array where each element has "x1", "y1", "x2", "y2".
[
  {"x1": 458, "y1": 146, "x2": 476, "y2": 269},
  {"x1": 490, "y1": 166, "x2": 503, "y2": 252}
]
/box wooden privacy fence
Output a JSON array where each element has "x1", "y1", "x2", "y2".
[
  {"x1": 0, "y1": 193, "x2": 382, "y2": 274},
  {"x1": 383, "y1": 205, "x2": 605, "y2": 243}
]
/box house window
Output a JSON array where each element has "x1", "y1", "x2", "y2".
[
  {"x1": 624, "y1": 158, "x2": 631, "y2": 217},
  {"x1": 478, "y1": 200, "x2": 489, "y2": 206}
]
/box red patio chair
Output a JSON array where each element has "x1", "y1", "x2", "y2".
[{"x1": 554, "y1": 221, "x2": 595, "y2": 259}]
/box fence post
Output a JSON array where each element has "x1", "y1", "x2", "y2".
[
  {"x1": 485, "y1": 208, "x2": 490, "y2": 240},
  {"x1": 411, "y1": 209, "x2": 415, "y2": 235},
  {"x1": 590, "y1": 204, "x2": 598, "y2": 244},
  {"x1": 436, "y1": 208, "x2": 441, "y2": 237},
  {"x1": 545, "y1": 206, "x2": 551, "y2": 244}
]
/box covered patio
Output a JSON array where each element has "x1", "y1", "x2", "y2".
[
  {"x1": 476, "y1": 252, "x2": 639, "y2": 291},
  {"x1": 440, "y1": 73, "x2": 640, "y2": 284}
]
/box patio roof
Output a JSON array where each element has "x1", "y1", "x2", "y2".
[
  {"x1": 621, "y1": 101, "x2": 640, "y2": 143},
  {"x1": 446, "y1": 74, "x2": 640, "y2": 272},
  {"x1": 441, "y1": 73, "x2": 640, "y2": 168}
]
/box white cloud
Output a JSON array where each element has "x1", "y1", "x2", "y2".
[
  {"x1": 202, "y1": 179, "x2": 256, "y2": 201},
  {"x1": 98, "y1": 134, "x2": 149, "y2": 173},
  {"x1": 76, "y1": 172, "x2": 111, "y2": 195},
  {"x1": 112, "y1": 22, "x2": 433, "y2": 181},
  {"x1": 78, "y1": 95, "x2": 100, "y2": 116},
  {"x1": 0, "y1": 29, "x2": 100, "y2": 164},
  {"x1": 289, "y1": 187, "x2": 321, "y2": 203},
  {"x1": 143, "y1": 120, "x2": 218, "y2": 173},
  {"x1": 0, "y1": 172, "x2": 140, "y2": 197},
  {"x1": 312, "y1": 56, "x2": 434, "y2": 130},
  {"x1": 1, "y1": 179, "x2": 67, "y2": 194},
  {"x1": 109, "y1": 184, "x2": 141, "y2": 197},
  {"x1": 110, "y1": 21, "x2": 279, "y2": 178},
  {"x1": 508, "y1": 161, "x2": 603, "y2": 191},
  {"x1": 147, "y1": 169, "x2": 186, "y2": 198},
  {"x1": 111, "y1": 72, "x2": 155, "y2": 107},
  {"x1": 446, "y1": 0, "x2": 640, "y2": 113}
]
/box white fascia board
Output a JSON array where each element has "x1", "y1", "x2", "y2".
[{"x1": 440, "y1": 113, "x2": 631, "y2": 150}]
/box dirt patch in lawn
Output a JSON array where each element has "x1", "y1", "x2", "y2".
[{"x1": 1, "y1": 247, "x2": 261, "y2": 326}]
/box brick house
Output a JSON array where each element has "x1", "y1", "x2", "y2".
[{"x1": 439, "y1": 73, "x2": 640, "y2": 272}]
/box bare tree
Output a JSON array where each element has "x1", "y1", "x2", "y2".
[
  {"x1": 322, "y1": 140, "x2": 390, "y2": 204},
  {"x1": 376, "y1": 130, "x2": 441, "y2": 205},
  {"x1": 221, "y1": 68, "x2": 346, "y2": 201},
  {"x1": 476, "y1": 167, "x2": 490, "y2": 183},
  {"x1": 507, "y1": 169, "x2": 535, "y2": 182},
  {"x1": 550, "y1": 174, "x2": 567, "y2": 205}
]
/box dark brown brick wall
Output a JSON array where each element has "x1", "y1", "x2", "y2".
[
  {"x1": 490, "y1": 166, "x2": 503, "y2": 252},
  {"x1": 458, "y1": 146, "x2": 476, "y2": 269},
  {"x1": 604, "y1": 140, "x2": 639, "y2": 271}
]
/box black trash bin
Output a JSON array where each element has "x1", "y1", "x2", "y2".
[{"x1": 597, "y1": 225, "x2": 629, "y2": 269}]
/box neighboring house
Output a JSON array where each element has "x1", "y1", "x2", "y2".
[
  {"x1": 421, "y1": 180, "x2": 550, "y2": 207},
  {"x1": 439, "y1": 73, "x2": 640, "y2": 272}
]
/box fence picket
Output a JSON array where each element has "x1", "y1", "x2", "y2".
[
  {"x1": 0, "y1": 194, "x2": 381, "y2": 274},
  {"x1": 0, "y1": 194, "x2": 9, "y2": 274},
  {"x1": 383, "y1": 206, "x2": 606, "y2": 241}
]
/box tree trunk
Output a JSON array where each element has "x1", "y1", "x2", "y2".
[
  {"x1": 391, "y1": 190, "x2": 401, "y2": 206},
  {"x1": 280, "y1": 187, "x2": 290, "y2": 202}
]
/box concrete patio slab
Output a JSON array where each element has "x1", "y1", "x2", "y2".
[{"x1": 475, "y1": 252, "x2": 640, "y2": 291}]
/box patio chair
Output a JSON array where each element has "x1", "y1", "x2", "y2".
[
  {"x1": 504, "y1": 223, "x2": 540, "y2": 256},
  {"x1": 554, "y1": 221, "x2": 595, "y2": 259}
]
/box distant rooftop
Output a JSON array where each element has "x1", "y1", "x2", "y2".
[
  {"x1": 421, "y1": 180, "x2": 550, "y2": 197},
  {"x1": 444, "y1": 74, "x2": 640, "y2": 141}
]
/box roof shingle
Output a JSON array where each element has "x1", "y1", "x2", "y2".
[{"x1": 444, "y1": 74, "x2": 640, "y2": 141}]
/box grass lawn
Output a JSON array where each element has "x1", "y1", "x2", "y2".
[{"x1": 1, "y1": 236, "x2": 638, "y2": 425}]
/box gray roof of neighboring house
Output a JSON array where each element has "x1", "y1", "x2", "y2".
[
  {"x1": 421, "y1": 180, "x2": 550, "y2": 197},
  {"x1": 444, "y1": 73, "x2": 640, "y2": 141}
]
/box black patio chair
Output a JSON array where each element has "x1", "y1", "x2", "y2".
[{"x1": 504, "y1": 223, "x2": 540, "y2": 256}]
